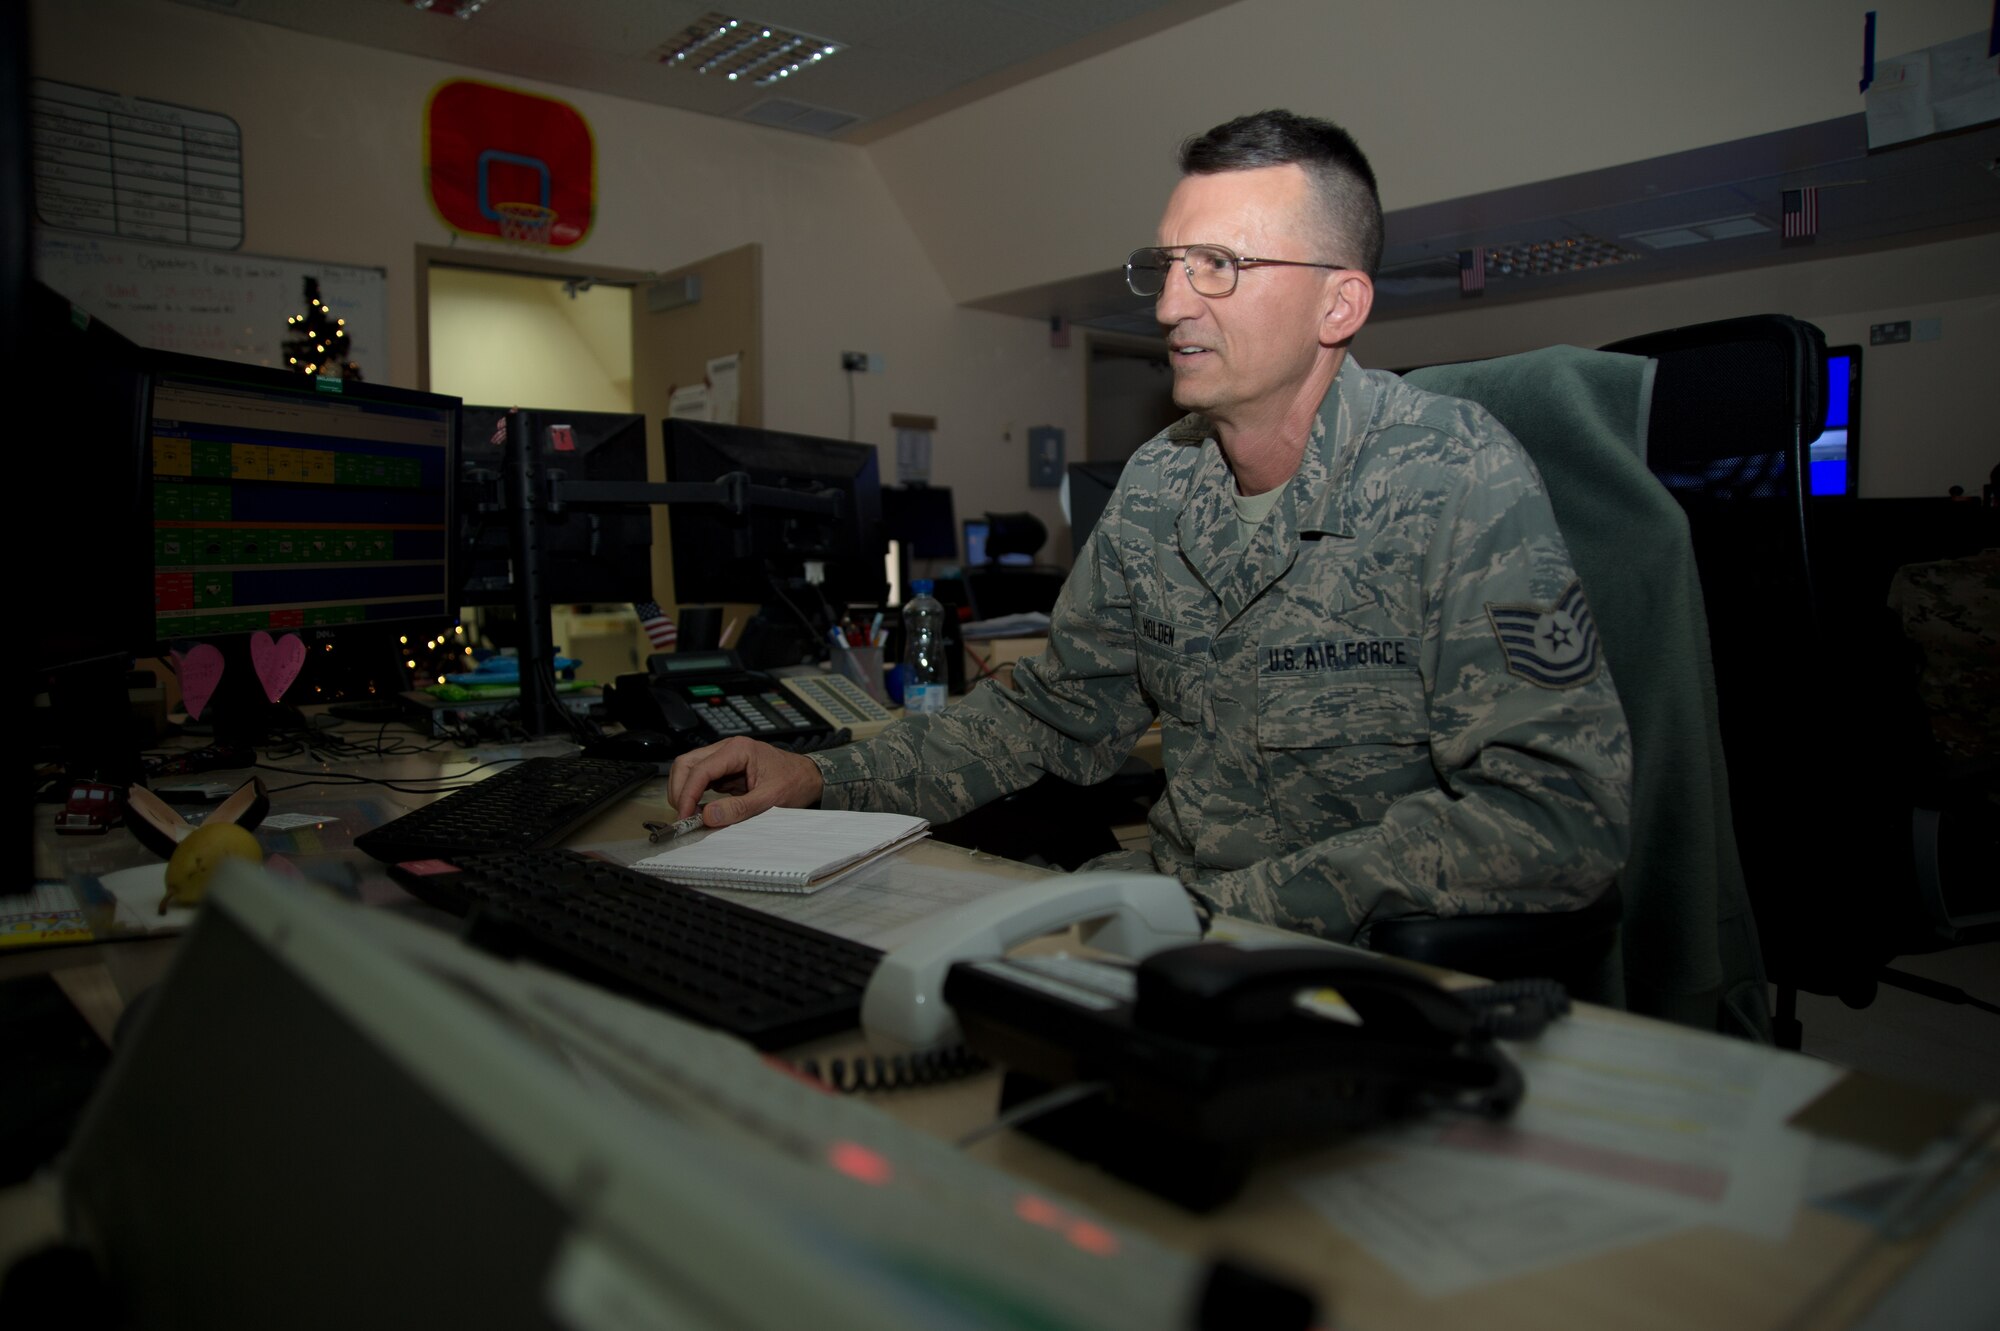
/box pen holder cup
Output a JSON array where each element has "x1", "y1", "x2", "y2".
[{"x1": 830, "y1": 644, "x2": 889, "y2": 707}]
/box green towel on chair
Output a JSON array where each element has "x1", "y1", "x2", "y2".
[{"x1": 1409, "y1": 346, "x2": 1772, "y2": 1040}]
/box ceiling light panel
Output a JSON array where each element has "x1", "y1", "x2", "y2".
[
  {"x1": 654, "y1": 12, "x2": 843, "y2": 86},
  {"x1": 1626, "y1": 215, "x2": 1772, "y2": 249}
]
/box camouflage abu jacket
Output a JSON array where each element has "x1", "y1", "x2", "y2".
[{"x1": 812, "y1": 355, "x2": 1633, "y2": 940}]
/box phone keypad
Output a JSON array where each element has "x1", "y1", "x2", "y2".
[{"x1": 694, "y1": 690, "x2": 815, "y2": 738}]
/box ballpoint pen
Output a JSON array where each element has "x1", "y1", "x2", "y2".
[{"x1": 644, "y1": 814, "x2": 706, "y2": 842}]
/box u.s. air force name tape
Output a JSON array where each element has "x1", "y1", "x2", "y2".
[{"x1": 1260, "y1": 636, "x2": 1419, "y2": 676}]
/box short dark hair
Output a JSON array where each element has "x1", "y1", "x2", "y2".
[{"x1": 1179, "y1": 110, "x2": 1384, "y2": 277}]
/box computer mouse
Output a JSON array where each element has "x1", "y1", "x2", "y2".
[{"x1": 581, "y1": 730, "x2": 687, "y2": 766}]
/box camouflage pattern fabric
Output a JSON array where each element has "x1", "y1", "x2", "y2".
[
  {"x1": 812, "y1": 356, "x2": 1634, "y2": 941},
  {"x1": 1887, "y1": 547, "x2": 2000, "y2": 763}
]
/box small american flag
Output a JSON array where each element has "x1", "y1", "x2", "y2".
[
  {"x1": 1782, "y1": 188, "x2": 1818, "y2": 240},
  {"x1": 1459, "y1": 247, "x2": 1485, "y2": 295},
  {"x1": 634, "y1": 601, "x2": 677, "y2": 651}
]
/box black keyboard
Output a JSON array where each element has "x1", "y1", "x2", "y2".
[
  {"x1": 355, "y1": 756, "x2": 658, "y2": 863},
  {"x1": 389, "y1": 848, "x2": 883, "y2": 1049}
]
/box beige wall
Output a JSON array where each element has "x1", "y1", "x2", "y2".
[
  {"x1": 31, "y1": 0, "x2": 1083, "y2": 554},
  {"x1": 1354, "y1": 234, "x2": 2000, "y2": 498},
  {"x1": 31, "y1": 0, "x2": 1997, "y2": 531},
  {"x1": 870, "y1": 0, "x2": 1992, "y2": 304},
  {"x1": 428, "y1": 268, "x2": 633, "y2": 413}
]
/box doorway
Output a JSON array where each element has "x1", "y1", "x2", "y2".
[{"x1": 421, "y1": 252, "x2": 650, "y2": 685}]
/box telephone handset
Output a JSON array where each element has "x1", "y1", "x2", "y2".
[
  {"x1": 1131, "y1": 942, "x2": 1480, "y2": 1047},
  {"x1": 859, "y1": 872, "x2": 1204, "y2": 1048}
]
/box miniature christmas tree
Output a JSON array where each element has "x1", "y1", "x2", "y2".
[{"x1": 281, "y1": 277, "x2": 361, "y2": 380}]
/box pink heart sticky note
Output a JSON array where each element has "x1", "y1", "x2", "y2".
[
  {"x1": 251, "y1": 631, "x2": 307, "y2": 703},
  {"x1": 180, "y1": 644, "x2": 226, "y2": 720}
]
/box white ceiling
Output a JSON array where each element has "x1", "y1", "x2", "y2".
[
  {"x1": 169, "y1": 0, "x2": 2000, "y2": 328},
  {"x1": 167, "y1": 0, "x2": 1236, "y2": 142}
]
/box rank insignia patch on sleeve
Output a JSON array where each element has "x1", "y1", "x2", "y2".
[{"x1": 1485, "y1": 579, "x2": 1602, "y2": 688}]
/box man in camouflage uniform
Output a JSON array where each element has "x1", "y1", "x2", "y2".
[{"x1": 668, "y1": 110, "x2": 1632, "y2": 940}]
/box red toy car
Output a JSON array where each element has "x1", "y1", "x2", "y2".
[{"x1": 55, "y1": 781, "x2": 126, "y2": 835}]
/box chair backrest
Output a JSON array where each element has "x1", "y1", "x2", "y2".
[
  {"x1": 1601, "y1": 316, "x2": 1909, "y2": 1005},
  {"x1": 1602, "y1": 316, "x2": 1829, "y2": 696},
  {"x1": 1407, "y1": 345, "x2": 1768, "y2": 1036}
]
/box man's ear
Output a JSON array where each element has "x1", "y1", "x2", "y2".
[{"x1": 1321, "y1": 271, "x2": 1374, "y2": 347}]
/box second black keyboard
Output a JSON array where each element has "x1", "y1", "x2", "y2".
[
  {"x1": 355, "y1": 756, "x2": 659, "y2": 863},
  {"x1": 389, "y1": 848, "x2": 884, "y2": 1049}
]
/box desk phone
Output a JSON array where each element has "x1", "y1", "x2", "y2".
[
  {"x1": 773, "y1": 667, "x2": 895, "y2": 727},
  {"x1": 608, "y1": 650, "x2": 889, "y2": 756}
]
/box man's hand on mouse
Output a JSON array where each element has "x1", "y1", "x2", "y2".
[{"x1": 667, "y1": 737, "x2": 825, "y2": 828}]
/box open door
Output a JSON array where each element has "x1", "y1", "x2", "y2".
[{"x1": 631, "y1": 243, "x2": 762, "y2": 625}]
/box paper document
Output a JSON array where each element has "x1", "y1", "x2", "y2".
[
  {"x1": 630, "y1": 808, "x2": 929, "y2": 894},
  {"x1": 962, "y1": 613, "x2": 1052, "y2": 639},
  {"x1": 1295, "y1": 1006, "x2": 1843, "y2": 1294},
  {"x1": 589, "y1": 838, "x2": 1042, "y2": 950}
]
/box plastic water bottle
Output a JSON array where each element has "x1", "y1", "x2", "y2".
[{"x1": 901, "y1": 579, "x2": 949, "y2": 714}]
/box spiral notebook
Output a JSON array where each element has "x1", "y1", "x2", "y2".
[{"x1": 630, "y1": 807, "x2": 931, "y2": 894}]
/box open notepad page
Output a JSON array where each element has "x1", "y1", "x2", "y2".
[{"x1": 630, "y1": 808, "x2": 930, "y2": 894}]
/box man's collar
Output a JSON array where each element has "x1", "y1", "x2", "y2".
[{"x1": 1288, "y1": 355, "x2": 1374, "y2": 538}]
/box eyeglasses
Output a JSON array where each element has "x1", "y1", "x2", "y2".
[{"x1": 1125, "y1": 244, "x2": 1349, "y2": 298}]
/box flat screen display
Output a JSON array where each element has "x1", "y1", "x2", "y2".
[{"x1": 147, "y1": 360, "x2": 458, "y2": 644}]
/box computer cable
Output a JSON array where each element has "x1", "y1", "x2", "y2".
[
  {"x1": 760, "y1": 569, "x2": 834, "y2": 658},
  {"x1": 249, "y1": 755, "x2": 526, "y2": 797},
  {"x1": 525, "y1": 652, "x2": 608, "y2": 745},
  {"x1": 954, "y1": 1079, "x2": 1109, "y2": 1150},
  {"x1": 1454, "y1": 977, "x2": 1572, "y2": 1040}
]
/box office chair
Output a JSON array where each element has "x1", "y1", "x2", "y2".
[
  {"x1": 964, "y1": 511, "x2": 1068, "y2": 620},
  {"x1": 1600, "y1": 315, "x2": 1998, "y2": 1047},
  {"x1": 1396, "y1": 344, "x2": 1767, "y2": 1038}
]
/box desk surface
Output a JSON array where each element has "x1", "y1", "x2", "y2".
[{"x1": 15, "y1": 718, "x2": 2000, "y2": 1330}]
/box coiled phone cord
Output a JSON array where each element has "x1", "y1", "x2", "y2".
[
  {"x1": 795, "y1": 1043, "x2": 988, "y2": 1094},
  {"x1": 1456, "y1": 977, "x2": 1572, "y2": 1040}
]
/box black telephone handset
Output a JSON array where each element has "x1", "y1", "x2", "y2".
[
  {"x1": 606, "y1": 650, "x2": 835, "y2": 755},
  {"x1": 1133, "y1": 942, "x2": 1478, "y2": 1048},
  {"x1": 942, "y1": 938, "x2": 1532, "y2": 1210}
]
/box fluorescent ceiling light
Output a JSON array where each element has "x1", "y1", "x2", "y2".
[
  {"x1": 1627, "y1": 214, "x2": 1772, "y2": 249},
  {"x1": 655, "y1": 11, "x2": 844, "y2": 86},
  {"x1": 405, "y1": 0, "x2": 487, "y2": 17}
]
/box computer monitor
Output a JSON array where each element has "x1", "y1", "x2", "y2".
[
  {"x1": 1065, "y1": 460, "x2": 1127, "y2": 558},
  {"x1": 27, "y1": 281, "x2": 156, "y2": 785},
  {"x1": 1807, "y1": 345, "x2": 1861, "y2": 497},
  {"x1": 882, "y1": 484, "x2": 958, "y2": 559},
  {"x1": 457, "y1": 406, "x2": 651, "y2": 606},
  {"x1": 27, "y1": 280, "x2": 154, "y2": 677},
  {"x1": 145, "y1": 353, "x2": 459, "y2": 737},
  {"x1": 961, "y1": 519, "x2": 1032, "y2": 568},
  {"x1": 663, "y1": 419, "x2": 887, "y2": 610}
]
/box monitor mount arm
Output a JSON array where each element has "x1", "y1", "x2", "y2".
[
  {"x1": 500, "y1": 428, "x2": 844, "y2": 735},
  {"x1": 549, "y1": 472, "x2": 843, "y2": 524}
]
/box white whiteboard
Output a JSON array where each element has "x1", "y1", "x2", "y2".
[{"x1": 31, "y1": 229, "x2": 389, "y2": 378}]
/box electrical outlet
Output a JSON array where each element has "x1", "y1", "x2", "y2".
[{"x1": 841, "y1": 351, "x2": 868, "y2": 371}]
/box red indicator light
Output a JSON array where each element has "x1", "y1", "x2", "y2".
[
  {"x1": 827, "y1": 1140, "x2": 893, "y2": 1186},
  {"x1": 1064, "y1": 1221, "x2": 1119, "y2": 1257},
  {"x1": 1013, "y1": 1193, "x2": 1063, "y2": 1228}
]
